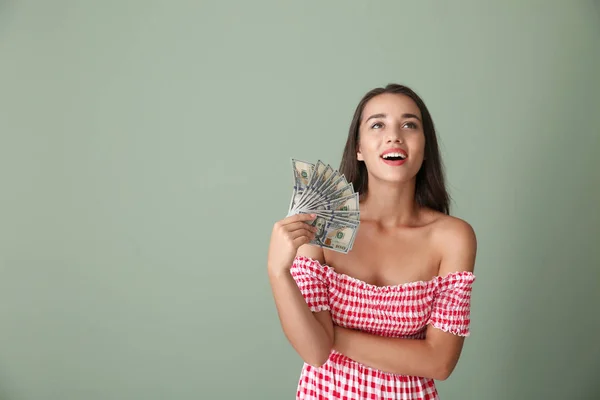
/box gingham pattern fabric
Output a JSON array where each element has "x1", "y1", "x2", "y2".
[{"x1": 289, "y1": 256, "x2": 475, "y2": 400}]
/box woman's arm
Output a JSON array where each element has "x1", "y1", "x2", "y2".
[
  {"x1": 332, "y1": 219, "x2": 477, "y2": 380},
  {"x1": 332, "y1": 324, "x2": 464, "y2": 380},
  {"x1": 269, "y1": 239, "x2": 334, "y2": 367}
]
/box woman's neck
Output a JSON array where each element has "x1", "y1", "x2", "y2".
[{"x1": 360, "y1": 179, "x2": 420, "y2": 227}]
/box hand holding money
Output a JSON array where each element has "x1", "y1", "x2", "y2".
[
  {"x1": 267, "y1": 213, "x2": 319, "y2": 276},
  {"x1": 287, "y1": 159, "x2": 360, "y2": 254}
]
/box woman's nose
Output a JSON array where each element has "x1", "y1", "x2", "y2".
[{"x1": 386, "y1": 132, "x2": 404, "y2": 144}]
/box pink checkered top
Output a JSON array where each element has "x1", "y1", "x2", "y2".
[{"x1": 289, "y1": 255, "x2": 475, "y2": 400}]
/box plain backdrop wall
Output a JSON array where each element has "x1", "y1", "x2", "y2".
[{"x1": 1, "y1": 1, "x2": 599, "y2": 399}]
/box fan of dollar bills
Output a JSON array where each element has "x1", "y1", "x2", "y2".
[{"x1": 287, "y1": 159, "x2": 360, "y2": 254}]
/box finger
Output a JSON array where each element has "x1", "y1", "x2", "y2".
[
  {"x1": 285, "y1": 221, "x2": 318, "y2": 233},
  {"x1": 288, "y1": 228, "x2": 315, "y2": 241},
  {"x1": 292, "y1": 235, "x2": 313, "y2": 248},
  {"x1": 282, "y1": 213, "x2": 317, "y2": 225}
]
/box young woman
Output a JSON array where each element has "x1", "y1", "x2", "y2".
[{"x1": 267, "y1": 84, "x2": 477, "y2": 399}]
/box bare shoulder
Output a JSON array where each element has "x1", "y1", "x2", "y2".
[
  {"x1": 432, "y1": 214, "x2": 477, "y2": 246},
  {"x1": 431, "y1": 214, "x2": 477, "y2": 275},
  {"x1": 296, "y1": 243, "x2": 326, "y2": 264}
]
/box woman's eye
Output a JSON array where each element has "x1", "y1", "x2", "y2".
[
  {"x1": 371, "y1": 122, "x2": 383, "y2": 129},
  {"x1": 403, "y1": 122, "x2": 418, "y2": 129}
]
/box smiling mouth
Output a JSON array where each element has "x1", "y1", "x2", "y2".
[{"x1": 381, "y1": 152, "x2": 407, "y2": 161}]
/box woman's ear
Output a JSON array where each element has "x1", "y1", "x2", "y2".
[{"x1": 356, "y1": 144, "x2": 364, "y2": 161}]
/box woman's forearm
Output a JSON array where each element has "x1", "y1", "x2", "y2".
[
  {"x1": 333, "y1": 326, "x2": 459, "y2": 380},
  {"x1": 269, "y1": 270, "x2": 333, "y2": 367}
]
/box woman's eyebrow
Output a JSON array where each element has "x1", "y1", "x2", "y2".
[{"x1": 364, "y1": 112, "x2": 421, "y2": 123}]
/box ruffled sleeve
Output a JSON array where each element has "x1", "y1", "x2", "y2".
[
  {"x1": 289, "y1": 256, "x2": 331, "y2": 312},
  {"x1": 427, "y1": 271, "x2": 476, "y2": 336}
]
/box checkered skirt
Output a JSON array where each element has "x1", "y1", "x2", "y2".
[{"x1": 289, "y1": 256, "x2": 475, "y2": 400}]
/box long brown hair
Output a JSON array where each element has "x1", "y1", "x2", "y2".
[{"x1": 339, "y1": 83, "x2": 450, "y2": 215}]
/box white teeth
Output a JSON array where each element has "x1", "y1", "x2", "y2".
[{"x1": 382, "y1": 152, "x2": 406, "y2": 159}]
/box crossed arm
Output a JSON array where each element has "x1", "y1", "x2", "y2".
[
  {"x1": 313, "y1": 219, "x2": 477, "y2": 380},
  {"x1": 275, "y1": 219, "x2": 477, "y2": 380},
  {"x1": 331, "y1": 322, "x2": 465, "y2": 380}
]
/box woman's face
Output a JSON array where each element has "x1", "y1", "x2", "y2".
[{"x1": 357, "y1": 93, "x2": 426, "y2": 185}]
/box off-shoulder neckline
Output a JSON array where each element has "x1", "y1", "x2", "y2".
[{"x1": 294, "y1": 255, "x2": 475, "y2": 291}]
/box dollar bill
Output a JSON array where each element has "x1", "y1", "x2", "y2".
[
  {"x1": 288, "y1": 159, "x2": 315, "y2": 214},
  {"x1": 294, "y1": 161, "x2": 331, "y2": 211},
  {"x1": 286, "y1": 158, "x2": 361, "y2": 253},
  {"x1": 313, "y1": 213, "x2": 359, "y2": 226},
  {"x1": 309, "y1": 192, "x2": 359, "y2": 212},
  {"x1": 299, "y1": 210, "x2": 359, "y2": 224},
  {"x1": 306, "y1": 217, "x2": 357, "y2": 254}
]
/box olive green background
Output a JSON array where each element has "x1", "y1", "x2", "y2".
[{"x1": 1, "y1": 1, "x2": 599, "y2": 399}]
